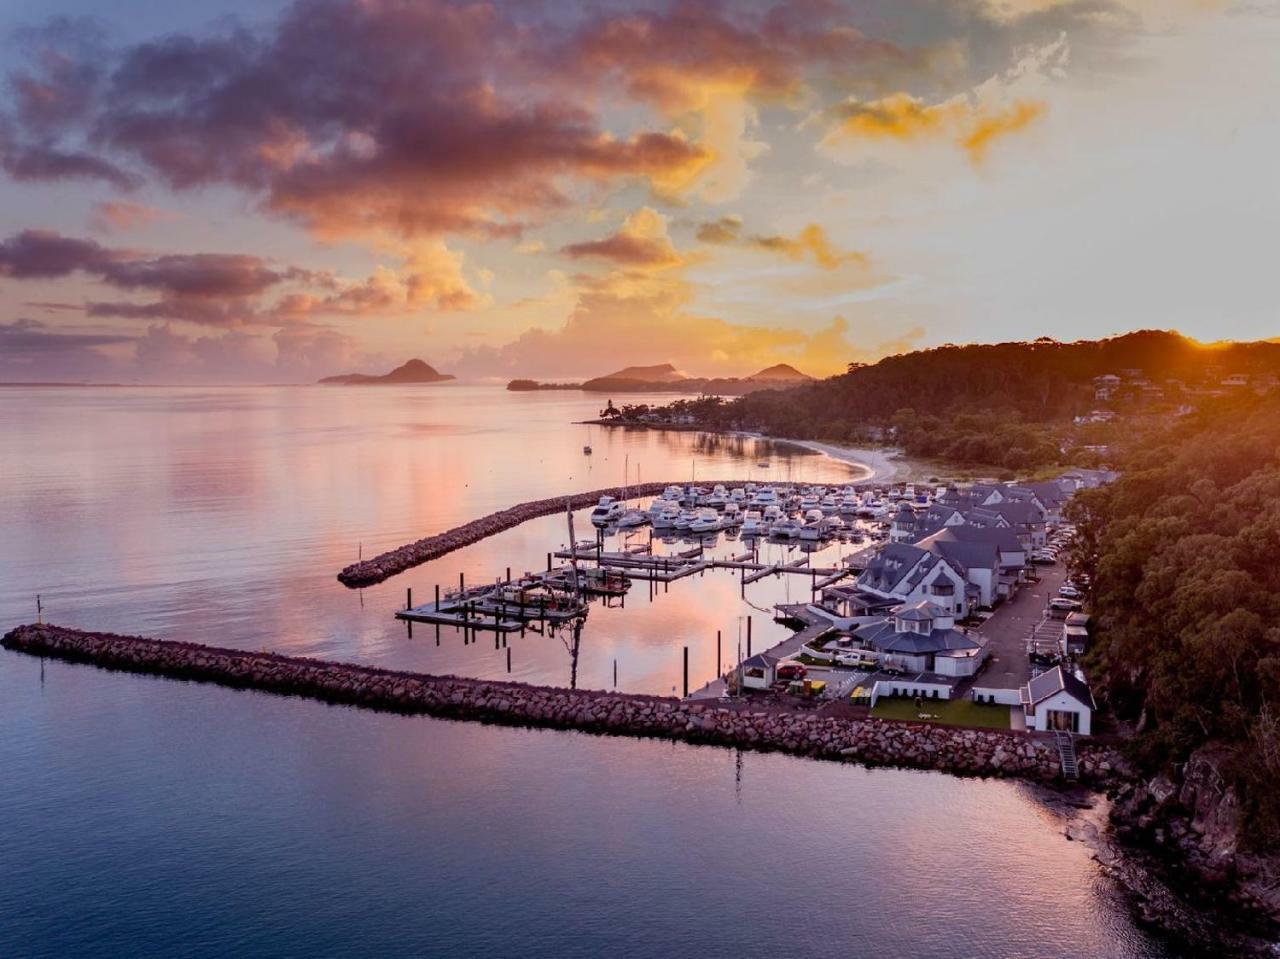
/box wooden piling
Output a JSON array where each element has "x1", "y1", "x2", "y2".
[
  {"x1": 717, "y1": 630, "x2": 722, "y2": 676},
  {"x1": 747, "y1": 615, "x2": 752, "y2": 657},
  {"x1": 683, "y1": 646, "x2": 689, "y2": 698}
]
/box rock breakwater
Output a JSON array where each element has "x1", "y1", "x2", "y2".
[
  {"x1": 3, "y1": 624, "x2": 1115, "y2": 784},
  {"x1": 337, "y1": 481, "x2": 723, "y2": 588}
]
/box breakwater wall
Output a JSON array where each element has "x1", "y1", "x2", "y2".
[
  {"x1": 337, "y1": 480, "x2": 734, "y2": 588},
  {"x1": 2, "y1": 624, "x2": 1116, "y2": 784}
]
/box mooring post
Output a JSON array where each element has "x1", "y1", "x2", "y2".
[
  {"x1": 546, "y1": 552, "x2": 551, "y2": 572},
  {"x1": 435, "y1": 584, "x2": 440, "y2": 609},
  {"x1": 717, "y1": 630, "x2": 722, "y2": 676},
  {"x1": 747, "y1": 615, "x2": 753, "y2": 657},
  {"x1": 460, "y1": 571, "x2": 465, "y2": 593},
  {"x1": 506, "y1": 566, "x2": 511, "y2": 583},
  {"x1": 406, "y1": 587, "x2": 412, "y2": 610},
  {"x1": 613, "y1": 658, "x2": 618, "y2": 688},
  {"x1": 507, "y1": 647, "x2": 512, "y2": 672},
  {"x1": 683, "y1": 646, "x2": 689, "y2": 698}
]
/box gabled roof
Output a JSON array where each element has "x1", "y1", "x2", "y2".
[
  {"x1": 1025, "y1": 666, "x2": 1095, "y2": 710},
  {"x1": 741, "y1": 652, "x2": 778, "y2": 671},
  {"x1": 921, "y1": 524, "x2": 1024, "y2": 566}
]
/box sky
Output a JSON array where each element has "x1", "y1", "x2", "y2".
[{"x1": 0, "y1": 0, "x2": 1277, "y2": 383}]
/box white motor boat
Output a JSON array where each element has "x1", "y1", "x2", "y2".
[
  {"x1": 741, "y1": 510, "x2": 767, "y2": 537},
  {"x1": 617, "y1": 508, "x2": 648, "y2": 528},
  {"x1": 803, "y1": 508, "x2": 825, "y2": 524},
  {"x1": 721, "y1": 502, "x2": 743, "y2": 526},
  {"x1": 772, "y1": 517, "x2": 803, "y2": 539},
  {"x1": 649, "y1": 500, "x2": 681, "y2": 528},
  {"x1": 673, "y1": 509, "x2": 699, "y2": 530},
  {"x1": 688, "y1": 508, "x2": 722, "y2": 534},
  {"x1": 590, "y1": 496, "x2": 624, "y2": 525},
  {"x1": 752, "y1": 487, "x2": 778, "y2": 508},
  {"x1": 705, "y1": 485, "x2": 728, "y2": 508},
  {"x1": 762, "y1": 504, "x2": 783, "y2": 523}
]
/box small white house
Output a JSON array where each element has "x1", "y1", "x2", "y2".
[
  {"x1": 1021, "y1": 666, "x2": 1095, "y2": 735},
  {"x1": 740, "y1": 653, "x2": 778, "y2": 690}
]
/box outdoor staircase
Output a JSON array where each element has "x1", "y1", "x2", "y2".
[{"x1": 1055, "y1": 730, "x2": 1078, "y2": 780}]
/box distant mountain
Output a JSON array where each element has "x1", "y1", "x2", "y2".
[
  {"x1": 749, "y1": 363, "x2": 812, "y2": 382},
  {"x1": 319, "y1": 359, "x2": 455, "y2": 385},
  {"x1": 597, "y1": 362, "x2": 689, "y2": 383}
]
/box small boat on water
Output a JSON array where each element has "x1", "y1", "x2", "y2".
[{"x1": 583, "y1": 445, "x2": 592, "y2": 455}]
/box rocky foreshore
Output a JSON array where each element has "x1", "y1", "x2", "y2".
[{"x1": 3, "y1": 623, "x2": 1114, "y2": 784}]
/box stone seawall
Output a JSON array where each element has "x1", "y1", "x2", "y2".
[
  {"x1": 337, "y1": 480, "x2": 735, "y2": 588},
  {"x1": 2, "y1": 624, "x2": 1115, "y2": 784}
]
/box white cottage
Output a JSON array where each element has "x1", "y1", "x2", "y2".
[{"x1": 1021, "y1": 666, "x2": 1095, "y2": 735}]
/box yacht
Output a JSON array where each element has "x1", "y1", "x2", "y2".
[
  {"x1": 761, "y1": 504, "x2": 783, "y2": 524},
  {"x1": 772, "y1": 517, "x2": 803, "y2": 539},
  {"x1": 728, "y1": 487, "x2": 747, "y2": 504},
  {"x1": 649, "y1": 500, "x2": 681, "y2": 528},
  {"x1": 705, "y1": 485, "x2": 728, "y2": 509},
  {"x1": 617, "y1": 508, "x2": 648, "y2": 528},
  {"x1": 673, "y1": 509, "x2": 699, "y2": 530},
  {"x1": 741, "y1": 510, "x2": 767, "y2": 537},
  {"x1": 752, "y1": 487, "x2": 779, "y2": 508},
  {"x1": 803, "y1": 508, "x2": 825, "y2": 524},
  {"x1": 721, "y1": 502, "x2": 743, "y2": 527},
  {"x1": 590, "y1": 496, "x2": 624, "y2": 525},
  {"x1": 820, "y1": 493, "x2": 840, "y2": 512},
  {"x1": 799, "y1": 491, "x2": 820, "y2": 511},
  {"x1": 688, "y1": 508, "x2": 722, "y2": 534}
]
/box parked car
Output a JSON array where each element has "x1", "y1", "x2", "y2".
[
  {"x1": 1031, "y1": 552, "x2": 1058, "y2": 565},
  {"x1": 776, "y1": 661, "x2": 807, "y2": 680},
  {"x1": 1049, "y1": 597, "x2": 1083, "y2": 612},
  {"x1": 1058, "y1": 585, "x2": 1081, "y2": 599},
  {"x1": 835, "y1": 652, "x2": 878, "y2": 669}
]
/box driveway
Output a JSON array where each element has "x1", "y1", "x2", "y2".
[{"x1": 966, "y1": 562, "x2": 1068, "y2": 692}]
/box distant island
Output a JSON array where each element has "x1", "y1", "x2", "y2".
[
  {"x1": 507, "y1": 379, "x2": 583, "y2": 391},
  {"x1": 507, "y1": 362, "x2": 812, "y2": 395},
  {"x1": 320, "y1": 359, "x2": 456, "y2": 385}
]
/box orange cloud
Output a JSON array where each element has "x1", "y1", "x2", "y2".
[
  {"x1": 696, "y1": 217, "x2": 867, "y2": 270},
  {"x1": 561, "y1": 207, "x2": 683, "y2": 269},
  {"x1": 827, "y1": 92, "x2": 1047, "y2": 163},
  {"x1": 89, "y1": 201, "x2": 174, "y2": 234}
]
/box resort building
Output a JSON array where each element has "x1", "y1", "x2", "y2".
[{"x1": 851, "y1": 601, "x2": 986, "y2": 678}]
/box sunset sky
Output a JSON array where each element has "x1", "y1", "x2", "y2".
[{"x1": 1, "y1": 0, "x2": 1276, "y2": 383}]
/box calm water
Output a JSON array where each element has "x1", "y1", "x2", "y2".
[{"x1": 0, "y1": 385, "x2": 1170, "y2": 958}]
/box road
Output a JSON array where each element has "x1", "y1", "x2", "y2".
[{"x1": 966, "y1": 561, "x2": 1069, "y2": 693}]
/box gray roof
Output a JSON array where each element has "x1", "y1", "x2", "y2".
[
  {"x1": 741, "y1": 653, "x2": 778, "y2": 670},
  {"x1": 853, "y1": 618, "x2": 981, "y2": 656},
  {"x1": 920, "y1": 524, "x2": 1024, "y2": 568},
  {"x1": 1025, "y1": 666, "x2": 1095, "y2": 709},
  {"x1": 895, "y1": 601, "x2": 946, "y2": 621}
]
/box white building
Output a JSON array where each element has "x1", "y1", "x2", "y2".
[
  {"x1": 1021, "y1": 666, "x2": 1095, "y2": 735},
  {"x1": 851, "y1": 601, "x2": 987, "y2": 678},
  {"x1": 740, "y1": 652, "x2": 778, "y2": 690}
]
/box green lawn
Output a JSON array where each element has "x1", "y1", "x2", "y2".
[{"x1": 871, "y1": 696, "x2": 1011, "y2": 730}]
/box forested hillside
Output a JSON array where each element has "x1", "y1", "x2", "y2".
[
  {"x1": 1068, "y1": 392, "x2": 1280, "y2": 846},
  {"x1": 660, "y1": 331, "x2": 1280, "y2": 471}
]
